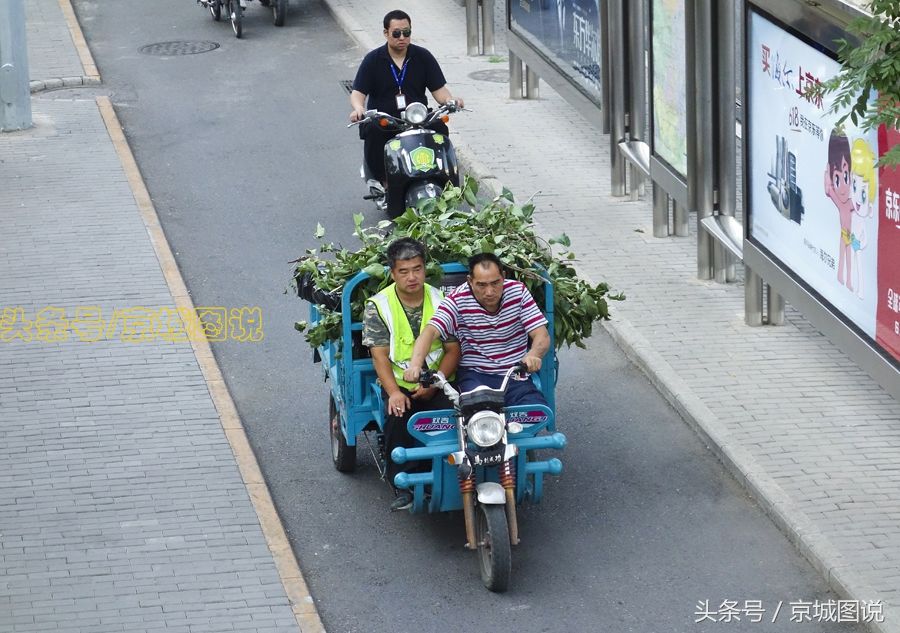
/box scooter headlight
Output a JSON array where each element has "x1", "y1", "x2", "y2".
[
  {"x1": 403, "y1": 102, "x2": 428, "y2": 125},
  {"x1": 467, "y1": 411, "x2": 504, "y2": 447}
]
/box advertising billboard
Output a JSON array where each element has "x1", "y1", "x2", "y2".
[
  {"x1": 746, "y1": 7, "x2": 900, "y2": 367},
  {"x1": 650, "y1": 0, "x2": 688, "y2": 178},
  {"x1": 508, "y1": 0, "x2": 603, "y2": 103}
]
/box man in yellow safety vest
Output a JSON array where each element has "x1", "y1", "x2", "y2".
[{"x1": 363, "y1": 238, "x2": 460, "y2": 511}]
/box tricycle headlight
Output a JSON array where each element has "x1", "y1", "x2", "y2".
[
  {"x1": 467, "y1": 411, "x2": 504, "y2": 447},
  {"x1": 403, "y1": 102, "x2": 428, "y2": 124}
]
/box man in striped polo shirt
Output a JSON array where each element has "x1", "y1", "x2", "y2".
[{"x1": 404, "y1": 252, "x2": 551, "y2": 405}]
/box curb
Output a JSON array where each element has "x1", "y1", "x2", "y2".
[
  {"x1": 95, "y1": 96, "x2": 325, "y2": 633},
  {"x1": 599, "y1": 317, "x2": 893, "y2": 633},
  {"x1": 30, "y1": 75, "x2": 102, "y2": 93},
  {"x1": 58, "y1": 0, "x2": 100, "y2": 81}
]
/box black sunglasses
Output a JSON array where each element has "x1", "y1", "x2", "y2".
[{"x1": 390, "y1": 28, "x2": 412, "y2": 38}]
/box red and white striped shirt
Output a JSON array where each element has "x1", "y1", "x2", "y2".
[{"x1": 429, "y1": 280, "x2": 547, "y2": 375}]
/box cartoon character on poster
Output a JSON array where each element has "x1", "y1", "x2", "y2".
[
  {"x1": 824, "y1": 128, "x2": 855, "y2": 292},
  {"x1": 849, "y1": 138, "x2": 876, "y2": 300}
]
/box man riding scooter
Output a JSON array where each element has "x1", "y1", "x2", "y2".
[{"x1": 348, "y1": 10, "x2": 465, "y2": 198}]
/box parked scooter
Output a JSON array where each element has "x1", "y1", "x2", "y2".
[{"x1": 349, "y1": 101, "x2": 462, "y2": 218}]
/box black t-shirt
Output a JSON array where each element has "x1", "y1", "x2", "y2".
[{"x1": 352, "y1": 43, "x2": 447, "y2": 118}]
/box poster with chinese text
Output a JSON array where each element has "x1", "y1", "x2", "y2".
[
  {"x1": 509, "y1": 0, "x2": 602, "y2": 102},
  {"x1": 748, "y1": 10, "x2": 883, "y2": 348}
]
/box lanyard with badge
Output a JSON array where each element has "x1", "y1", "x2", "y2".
[{"x1": 391, "y1": 58, "x2": 409, "y2": 110}]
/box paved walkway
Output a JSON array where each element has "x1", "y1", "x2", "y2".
[
  {"x1": 1, "y1": 1, "x2": 314, "y2": 632},
  {"x1": 323, "y1": 0, "x2": 900, "y2": 631},
  {"x1": 6, "y1": 0, "x2": 900, "y2": 632}
]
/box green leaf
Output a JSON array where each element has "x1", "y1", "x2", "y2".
[
  {"x1": 315, "y1": 223, "x2": 325, "y2": 239},
  {"x1": 549, "y1": 233, "x2": 572, "y2": 248},
  {"x1": 362, "y1": 263, "x2": 385, "y2": 278}
]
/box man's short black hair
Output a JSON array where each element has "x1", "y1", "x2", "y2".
[
  {"x1": 468, "y1": 252, "x2": 504, "y2": 276},
  {"x1": 383, "y1": 9, "x2": 411, "y2": 28},
  {"x1": 387, "y1": 237, "x2": 426, "y2": 269}
]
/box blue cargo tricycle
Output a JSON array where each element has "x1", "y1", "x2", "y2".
[{"x1": 309, "y1": 263, "x2": 566, "y2": 592}]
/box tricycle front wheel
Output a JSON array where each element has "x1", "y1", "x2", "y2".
[
  {"x1": 476, "y1": 504, "x2": 511, "y2": 592},
  {"x1": 330, "y1": 396, "x2": 356, "y2": 472}
]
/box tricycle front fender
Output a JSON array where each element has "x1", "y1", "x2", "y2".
[{"x1": 476, "y1": 481, "x2": 506, "y2": 504}]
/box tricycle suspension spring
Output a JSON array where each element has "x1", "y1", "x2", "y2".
[
  {"x1": 501, "y1": 460, "x2": 520, "y2": 546},
  {"x1": 500, "y1": 460, "x2": 515, "y2": 490},
  {"x1": 458, "y1": 470, "x2": 476, "y2": 549}
]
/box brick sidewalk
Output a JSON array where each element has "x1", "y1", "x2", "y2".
[
  {"x1": 0, "y1": 95, "x2": 300, "y2": 633},
  {"x1": 324, "y1": 1, "x2": 900, "y2": 630},
  {"x1": 1, "y1": 2, "x2": 305, "y2": 631}
]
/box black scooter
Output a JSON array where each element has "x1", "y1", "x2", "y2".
[{"x1": 350, "y1": 101, "x2": 462, "y2": 218}]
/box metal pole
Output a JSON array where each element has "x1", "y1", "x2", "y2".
[
  {"x1": 627, "y1": 0, "x2": 647, "y2": 201},
  {"x1": 673, "y1": 200, "x2": 689, "y2": 236},
  {"x1": 465, "y1": 0, "x2": 480, "y2": 56},
  {"x1": 717, "y1": 0, "x2": 738, "y2": 285},
  {"x1": 599, "y1": 0, "x2": 612, "y2": 134},
  {"x1": 745, "y1": 266, "x2": 763, "y2": 326},
  {"x1": 627, "y1": 0, "x2": 646, "y2": 144},
  {"x1": 766, "y1": 284, "x2": 785, "y2": 326},
  {"x1": 717, "y1": 0, "x2": 736, "y2": 222},
  {"x1": 481, "y1": 0, "x2": 495, "y2": 55},
  {"x1": 525, "y1": 65, "x2": 540, "y2": 99},
  {"x1": 714, "y1": 243, "x2": 728, "y2": 283},
  {"x1": 652, "y1": 184, "x2": 669, "y2": 237},
  {"x1": 509, "y1": 51, "x2": 523, "y2": 99},
  {"x1": 688, "y1": 0, "x2": 715, "y2": 279},
  {"x1": 608, "y1": 0, "x2": 627, "y2": 196},
  {"x1": 0, "y1": 0, "x2": 32, "y2": 132}
]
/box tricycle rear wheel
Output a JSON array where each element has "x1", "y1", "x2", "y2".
[
  {"x1": 330, "y1": 395, "x2": 356, "y2": 472},
  {"x1": 273, "y1": 0, "x2": 287, "y2": 26},
  {"x1": 476, "y1": 504, "x2": 511, "y2": 592}
]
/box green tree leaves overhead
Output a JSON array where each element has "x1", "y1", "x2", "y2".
[{"x1": 810, "y1": 0, "x2": 900, "y2": 166}]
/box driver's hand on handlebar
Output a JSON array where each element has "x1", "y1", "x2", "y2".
[
  {"x1": 446, "y1": 97, "x2": 465, "y2": 110},
  {"x1": 387, "y1": 391, "x2": 411, "y2": 417},
  {"x1": 349, "y1": 107, "x2": 366, "y2": 123},
  {"x1": 520, "y1": 354, "x2": 542, "y2": 373},
  {"x1": 402, "y1": 367, "x2": 421, "y2": 384},
  {"x1": 409, "y1": 385, "x2": 437, "y2": 401}
]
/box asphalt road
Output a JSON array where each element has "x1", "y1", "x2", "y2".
[{"x1": 70, "y1": 1, "x2": 864, "y2": 631}]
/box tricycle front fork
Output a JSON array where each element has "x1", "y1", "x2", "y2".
[
  {"x1": 459, "y1": 470, "x2": 477, "y2": 550},
  {"x1": 458, "y1": 459, "x2": 519, "y2": 549},
  {"x1": 500, "y1": 460, "x2": 519, "y2": 545}
]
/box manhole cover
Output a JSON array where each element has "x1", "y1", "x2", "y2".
[
  {"x1": 139, "y1": 41, "x2": 220, "y2": 56},
  {"x1": 468, "y1": 69, "x2": 508, "y2": 83}
]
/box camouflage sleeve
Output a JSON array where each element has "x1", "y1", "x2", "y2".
[{"x1": 362, "y1": 301, "x2": 391, "y2": 348}]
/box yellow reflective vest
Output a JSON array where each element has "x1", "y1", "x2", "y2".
[{"x1": 368, "y1": 283, "x2": 444, "y2": 390}]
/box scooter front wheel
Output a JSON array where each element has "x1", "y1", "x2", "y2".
[
  {"x1": 209, "y1": 0, "x2": 222, "y2": 20},
  {"x1": 229, "y1": 0, "x2": 243, "y2": 38},
  {"x1": 475, "y1": 504, "x2": 511, "y2": 592},
  {"x1": 273, "y1": 0, "x2": 287, "y2": 26}
]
